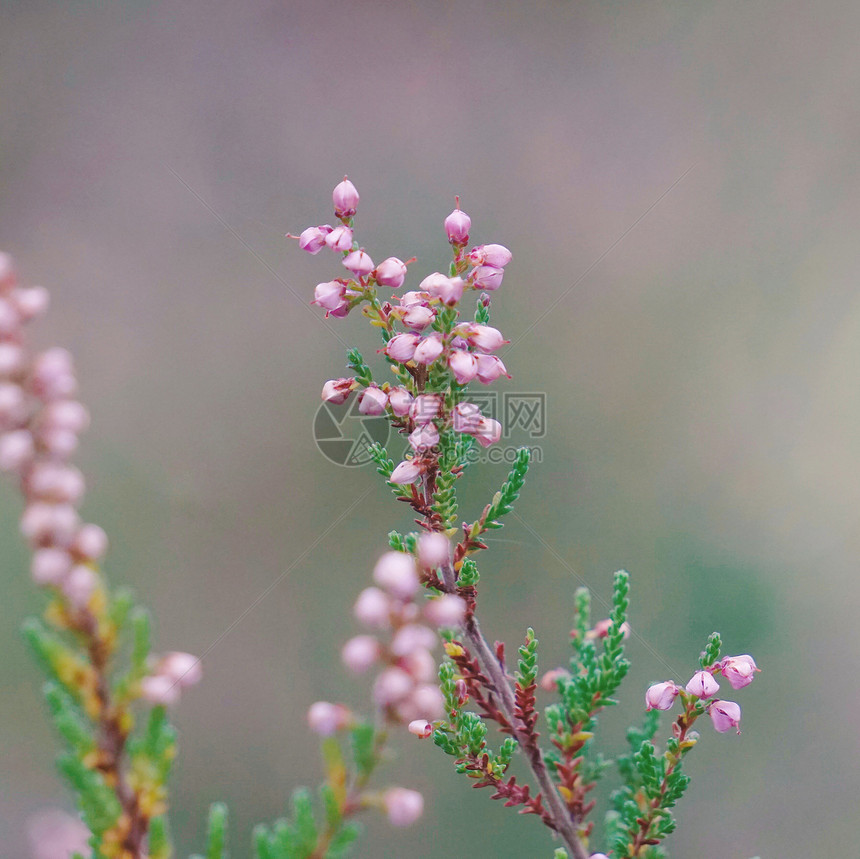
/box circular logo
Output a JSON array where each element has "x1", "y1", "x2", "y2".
[{"x1": 313, "y1": 395, "x2": 391, "y2": 467}]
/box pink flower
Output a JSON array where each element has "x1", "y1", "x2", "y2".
[
  {"x1": 444, "y1": 206, "x2": 471, "y2": 245},
  {"x1": 28, "y1": 463, "x2": 86, "y2": 505},
  {"x1": 423, "y1": 594, "x2": 466, "y2": 627},
  {"x1": 468, "y1": 243, "x2": 512, "y2": 268},
  {"x1": 0, "y1": 429, "x2": 34, "y2": 473},
  {"x1": 0, "y1": 382, "x2": 27, "y2": 426},
  {"x1": 72, "y1": 524, "x2": 108, "y2": 562},
  {"x1": 30, "y1": 348, "x2": 77, "y2": 401},
  {"x1": 413, "y1": 334, "x2": 444, "y2": 366},
  {"x1": 475, "y1": 354, "x2": 509, "y2": 384},
  {"x1": 473, "y1": 417, "x2": 502, "y2": 447},
  {"x1": 410, "y1": 394, "x2": 443, "y2": 425},
  {"x1": 408, "y1": 719, "x2": 433, "y2": 738},
  {"x1": 373, "y1": 551, "x2": 420, "y2": 599},
  {"x1": 321, "y1": 377, "x2": 353, "y2": 404},
  {"x1": 420, "y1": 272, "x2": 464, "y2": 305},
  {"x1": 157, "y1": 652, "x2": 202, "y2": 688},
  {"x1": 385, "y1": 332, "x2": 419, "y2": 363},
  {"x1": 341, "y1": 635, "x2": 381, "y2": 673},
  {"x1": 31, "y1": 547, "x2": 72, "y2": 586},
  {"x1": 719, "y1": 654, "x2": 759, "y2": 690},
  {"x1": 397, "y1": 683, "x2": 445, "y2": 721},
  {"x1": 342, "y1": 249, "x2": 374, "y2": 277},
  {"x1": 312, "y1": 281, "x2": 347, "y2": 312},
  {"x1": 27, "y1": 809, "x2": 91, "y2": 859},
  {"x1": 12, "y1": 285, "x2": 50, "y2": 320},
  {"x1": 461, "y1": 323, "x2": 507, "y2": 351},
  {"x1": 62, "y1": 564, "x2": 98, "y2": 608},
  {"x1": 452, "y1": 402, "x2": 482, "y2": 434},
  {"x1": 539, "y1": 667, "x2": 571, "y2": 692},
  {"x1": 20, "y1": 502, "x2": 80, "y2": 546},
  {"x1": 0, "y1": 296, "x2": 20, "y2": 335},
  {"x1": 645, "y1": 681, "x2": 679, "y2": 711},
  {"x1": 324, "y1": 224, "x2": 354, "y2": 252},
  {"x1": 399, "y1": 290, "x2": 428, "y2": 306},
  {"x1": 41, "y1": 400, "x2": 90, "y2": 434},
  {"x1": 399, "y1": 648, "x2": 436, "y2": 683},
  {"x1": 390, "y1": 459, "x2": 423, "y2": 484},
  {"x1": 390, "y1": 623, "x2": 438, "y2": 657},
  {"x1": 333, "y1": 177, "x2": 359, "y2": 218},
  {"x1": 140, "y1": 674, "x2": 181, "y2": 706},
  {"x1": 586, "y1": 618, "x2": 631, "y2": 640},
  {"x1": 353, "y1": 587, "x2": 392, "y2": 628},
  {"x1": 0, "y1": 342, "x2": 25, "y2": 375},
  {"x1": 686, "y1": 670, "x2": 720, "y2": 699},
  {"x1": 408, "y1": 423, "x2": 439, "y2": 452},
  {"x1": 308, "y1": 701, "x2": 352, "y2": 736},
  {"x1": 375, "y1": 257, "x2": 408, "y2": 289},
  {"x1": 373, "y1": 666, "x2": 414, "y2": 705},
  {"x1": 448, "y1": 349, "x2": 478, "y2": 384},
  {"x1": 297, "y1": 225, "x2": 333, "y2": 254},
  {"x1": 383, "y1": 787, "x2": 424, "y2": 827},
  {"x1": 708, "y1": 699, "x2": 742, "y2": 733},
  {"x1": 416, "y1": 532, "x2": 450, "y2": 569},
  {"x1": 358, "y1": 386, "x2": 388, "y2": 416},
  {"x1": 471, "y1": 264, "x2": 505, "y2": 291},
  {"x1": 387, "y1": 387, "x2": 413, "y2": 417},
  {"x1": 400, "y1": 305, "x2": 435, "y2": 330}
]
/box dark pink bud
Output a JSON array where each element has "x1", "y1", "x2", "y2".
[
  {"x1": 468, "y1": 243, "x2": 512, "y2": 268},
  {"x1": 324, "y1": 224, "x2": 354, "y2": 252},
  {"x1": 321, "y1": 377, "x2": 353, "y2": 404},
  {"x1": 686, "y1": 670, "x2": 720, "y2": 699},
  {"x1": 297, "y1": 225, "x2": 333, "y2": 254},
  {"x1": 708, "y1": 699, "x2": 741, "y2": 733},
  {"x1": 719, "y1": 655, "x2": 759, "y2": 690},
  {"x1": 408, "y1": 719, "x2": 433, "y2": 738},
  {"x1": 333, "y1": 177, "x2": 359, "y2": 218},
  {"x1": 444, "y1": 206, "x2": 471, "y2": 245},
  {"x1": 645, "y1": 681, "x2": 679, "y2": 711},
  {"x1": 471, "y1": 264, "x2": 504, "y2": 291},
  {"x1": 539, "y1": 667, "x2": 571, "y2": 692},
  {"x1": 375, "y1": 257, "x2": 408, "y2": 289},
  {"x1": 342, "y1": 249, "x2": 374, "y2": 277}
]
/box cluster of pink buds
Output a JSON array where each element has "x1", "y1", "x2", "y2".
[
  {"x1": 139, "y1": 651, "x2": 202, "y2": 706},
  {"x1": 645, "y1": 654, "x2": 759, "y2": 734}
]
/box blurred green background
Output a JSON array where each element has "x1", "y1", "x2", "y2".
[{"x1": 1, "y1": 0, "x2": 857, "y2": 856}]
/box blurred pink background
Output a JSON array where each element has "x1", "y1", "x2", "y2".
[{"x1": 2, "y1": 1, "x2": 858, "y2": 856}]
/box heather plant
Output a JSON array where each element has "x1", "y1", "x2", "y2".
[{"x1": 3, "y1": 178, "x2": 760, "y2": 859}]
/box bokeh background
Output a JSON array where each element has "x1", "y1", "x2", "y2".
[{"x1": 1, "y1": 0, "x2": 858, "y2": 856}]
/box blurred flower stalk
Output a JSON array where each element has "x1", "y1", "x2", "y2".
[{"x1": 6, "y1": 176, "x2": 759, "y2": 859}]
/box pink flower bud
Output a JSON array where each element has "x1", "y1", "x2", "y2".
[
  {"x1": 539, "y1": 667, "x2": 571, "y2": 692},
  {"x1": 333, "y1": 177, "x2": 359, "y2": 218},
  {"x1": 389, "y1": 459, "x2": 423, "y2": 484},
  {"x1": 453, "y1": 401, "x2": 482, "y2": 434},
  {"x1": 158, "y1": 652, "x2": 202, "y2": 688},
  {"x1": 390, "y1": 623, "x2": 437, "y2": 657},
  {"x1": 354, "y1": 587, "x2": 392, "y2": 628},
  {"x1": 30, "y1": 349, "x2": 77, "y2": 401},
  {"x1": 448, "y1": 349, "x2": 478, "y2": 384},
  {"x1": 71, "y1": 524, "x2": 108, "y2": 562},
  {"x1": 0, "y1": 342, "x2": 25, "y2": 375},
  {"x1": 398, "y1": 683, "x2": 445, "y2": 721},
  {"x1": 38, "y1": 428, "x2": 79, "y2": 459},
  {"x1": 400, "y1": 305, "x2": 435, "y2": 330},
  {"x1": 27, "y1": 809, "x2": 91, "y2": 859},
  {"x1": 463, "y1": 324, "x2": 507, "y2": 352},
  {"x1": 468, "y1": 243, "x2": 512, "y2": 268},
  {"x1": 321, "y1": 377, "x2": 353, "y2": 404},
  {"x1": 471, "y1": 265, "x2": 504, "y2": 291},
  {"x1": 0, "y1": 252, "x2": 14, "y2": 289},
  {"x1": 423, "y1": 594, "x2": 466, "y2": 627},
  {"x1": 385, "y1": 332, "x2": 419, "y2": 363},
  {"x1": 307, "y1": 701, "x2": 352, "y2": 736},
  {"x1": 399, "y1": 290, "x2": 428, "y2": 306},
  {"x1": 475, "y1": 354, "x2": 509, "y2": 385},
  {"x1": 0, "y1": 297, "x2": 21, "y2": 336},
  {"x1": 342, "y1": 249, "x2": 374, "y2": 277},
  {"x1": 399, "y1": 647, "x2": 436, "y2": 682},
  {"x1": 444, "y1": 206, "x2": 471, "y2": 245},
  {"x1": 590, "y1": 855, "x2": 611, "y2": 859},
  {"x1": 0, "y1": 429, "x2": 34, "y2": 472},
  {"x1": 140, "y1": 674, "x2": 181, "y2": 706},
  {"x1": 383, "y1": 787, "x2": 424, "y2": 827},
  {"x1": 31, "y1": 547, "x2": 73, "y2": 586},
  {"x1": 0, "y1": 382, "x2": 27, "y2": 426},
  {"x1": 719, "y1": 655, "x2": 759, "y2": 690},
  {"x1": 473, "y1": 417, "x2": 502, "y2": 448},
  {"x1": 373, "y1": 666, "x2": 414, "y2": 705},
  {"x1": 28, "y1": 463, "x2": 86, "y2": 505},
  {"x1": 341, "y1": 635, "x2": 381, "y2": 673},
  {"x1": 413, "y1": 334, "x2": 444, "y2": 366},
  {"x1": 416, "y1": 532, "x2": 450, "y2": 569},
  {"x1": 387, "y1": 387, "x2": 413, "y2": 417},
  {"x1": 410, "y1": 394, "x2": 443, "y2": 425},
  {"x1": 686, "y1": 670, "x2": 720, "y2": 699},
  {"x1": 373, "y1": 551, "x2": 419, "y2": 599},
  {"x1": 358, "y1": 386, "x2": 388, "y2": 416},
  {"x1": 408, "y1": 719, "x2": 433, "y2": 738},
  {"x1": 324, "y1": 224, "x2": 353, "y2": 252},
  {"x1": 708, "y1": 699, "x2": 741, "y2": 733},
  {"x1": 41, "y1": 400, "x2": 90, "y2": 434},
  {"x1": 375, "y1": 257, "x2": 408, "y2": 289},
  {"x1": 12, "y1": 286, "x2": 50, "y2": 321},
  {"x1": 312, "y1": 280, "x2": 347, "y2": 312},
  {"x1": 408, "y1": 423, "x2": 439, "y2": 452},
  {"x1": 420, "y1": 273, "x2": 464, "y2": 306},
  {"x1": 645, "y1": 681, "x2": 679, "y2": 711},
  {"x1": 20, "y1": 502, "x2": 80, "y2": 546},
  {"x1": 586, "y1": 618, "x2": 631, "y2": 640},
  {"x1": 62, "y1": 564, "x2": 98, "y2": 608},
  {"x1": 296, "y1": 225, "x2": 333, "y2": 254}
]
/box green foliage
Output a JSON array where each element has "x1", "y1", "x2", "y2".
[
  {"x1": 475, "y1": 296, "x2": 491, "y2": 325},
  {"x1": 349, "y1": 722, "x2": 377, "y2": 779},
  {"x1": 366, "y1": 442, "x2": 394, "y2": 480},
  {"x1": 482, "y1": 448, "x2": 531, "y2": 529},
  {"x1": 458, "y1": 557, "x2": 480, "y2": 586},
  {"x1": 43, "y1": 683, "x2": 95, "y2": 757},
  {"x1": 56, "y1": 754, "x2": 122, "y2": 837},
  {"x1": 346, "y1": 348, "x2": 373, "y2": 388},
  {"x1": 699, "y1": 631, "x2": 722, "y2": 669},
  {"x1": 516, "y1": 628, "x2": 539, "y2": 689}
]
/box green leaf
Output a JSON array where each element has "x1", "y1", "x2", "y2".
[{"x1": 205, "y1": 802, "x2": 229, "y2": 859}]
